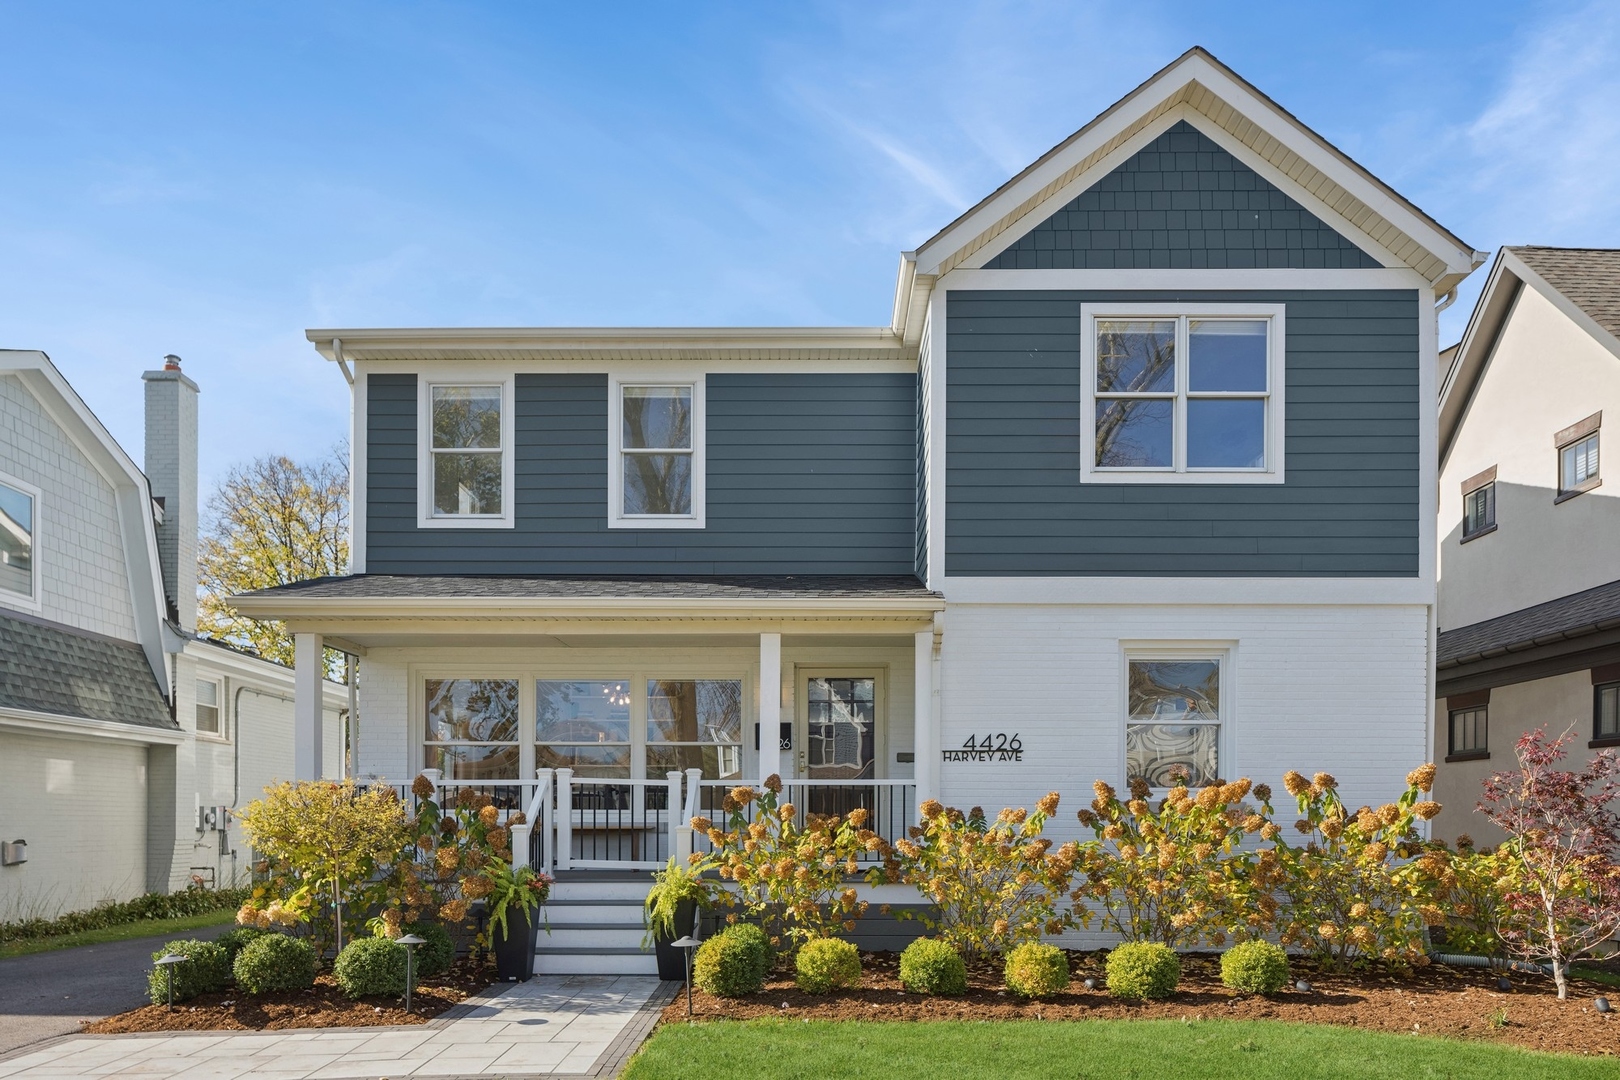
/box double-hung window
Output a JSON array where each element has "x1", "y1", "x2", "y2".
[
  {"x1": 610, "y1": 379, "x2": 705, "y2": 527},
  {"x1": 1125, "y1": 654, "x2": 1223, "y2": 788},
  {"x1": 424, "y1": 678, "x2": 521, "y2": 780},
  {"x1": 1082, "y1": 305, "x2": 1284, "y2": 483},
  {"x1": 419, "y1": 382, "x2": 513, "y2": 527},
  {"x1": 1556, "y1": 413, "x2": 1601, "y2": 502},
  {"x1": 195, "y1": 678, "x2": 224, "y2": 738},
  {"x1": 0, "y1": 472, "x2": 39, "y2": 610}
]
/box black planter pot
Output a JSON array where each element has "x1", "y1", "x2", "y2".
[
  {"x1": 652, "y1": 899, "x2": 698, "y2": 981},
  {"x1": 492, "y1": 905, "x2": 540, "y2": 982}
]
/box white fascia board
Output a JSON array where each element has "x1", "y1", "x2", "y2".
[
  {"x1": 228, "y1": 595, "x2": 946, "y2": 622},
  {"x1": 939, "y1": 576, "x2": 1435, "y2": 606},
  {"x1": 942, "y1": 267, "x2": 1429, "y2": 292},
  {"x1": 349, "y1": 353, "x2": 916, "y2": 376},
  {"x1": 350, "y1": 366, "x2": 367, "y2": 573},
  {"x1": 0, "y1": 705, "x2": 187, "y2": 745},
  {"x1": 307, "y1": 326, "x2": 909, "y2": 359}
]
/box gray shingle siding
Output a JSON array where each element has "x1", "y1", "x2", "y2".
[
  {"x1": 365, "y1": 372, "x2": 918, "y2": 575},
  {"x1": 945, "y1": 289, "x2": 1420, "y2": 576},
  {"x1": 984, "y1": 121, "x2": 1383, "y2": 271}
]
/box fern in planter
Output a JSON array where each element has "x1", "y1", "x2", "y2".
[
  {"x1": 643, "y1": 858, "x2": 715, "y2": 947},
  {"x1": 485, "y1": 863, "x2": 553, "y2": 943}
]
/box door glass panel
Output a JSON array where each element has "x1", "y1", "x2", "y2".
[{"x1": 806, "y1": 677, "x2": 875, "y2": 781}]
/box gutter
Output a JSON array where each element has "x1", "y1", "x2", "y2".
[{"x1": 228, "y1": 595, "x2": 948, "y2": 622}]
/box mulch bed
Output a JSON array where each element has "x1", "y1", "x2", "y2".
[
  {"x1": 85, "y1": 956, "x2": 498, "y2": 1033},
  {"x1": 660, "y1": 951, "x2": 1620, "y2": 1057}
]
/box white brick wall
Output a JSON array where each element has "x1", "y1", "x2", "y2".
[{"x1": 0, "y1": 374, "x2": 137, "y2": 639}]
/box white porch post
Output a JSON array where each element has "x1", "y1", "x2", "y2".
[
  {"x1": 293, "y1": 632, "x2": 324, "y2": 780},
  {"x1": 759, "y1": 632, "x2": 782, "y2": 785},
  {"x1": 914, "y1": 628, "x2": 937, "y2": 808}
]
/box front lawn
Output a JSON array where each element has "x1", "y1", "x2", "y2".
[
  {"x1": 0, "y1": 908, "x2": 236, "y2": 959},
  {"x1": 621, "y1": 1018, "x2": 1618, "y2": 1080}
]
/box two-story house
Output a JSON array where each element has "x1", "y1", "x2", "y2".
[
  {"x1": 234, "y1": 48, "x2": 1484, "y2": 971},
  {"x1": 1432, "y1": 247, "x2": 1620, "y2": 844},
  {"x1": 0, "y1": 351, "x2": 345, "y2": 920}
]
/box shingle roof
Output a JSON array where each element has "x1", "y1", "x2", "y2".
[
  {"x1": 1509, "y1": 247, "x2": 1620, "y2": 341},
  {"x1": 240, "y1": 574, "x2": 938, "y2": 602},
  {"x1": 0, "y1": 612, "x2": 174, "y2": 729},
  {"x1": 1437, "y1": 577, "x2": 1620, "y2": 669}
]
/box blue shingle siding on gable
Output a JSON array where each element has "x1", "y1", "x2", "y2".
[
  {"x1": 945, "y1": 289, "x2": 1420, "y2": 576},
  {"x1": 365, "y1": 372, "x2": 917, "y2": 575},
  {"x1": 984, "y1": 121, "x2": 1383, "y2": 271}
]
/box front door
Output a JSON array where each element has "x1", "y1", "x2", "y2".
[{"x1": 797, "y1": 672, "x2": 880, "y2": 819}]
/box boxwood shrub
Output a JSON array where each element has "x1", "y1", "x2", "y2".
[
  {"x1": 233, "y1": 933, "x2": 318, "y2": 994},
  {"x1": 218, "y1": 927, "x2": 271, "y2": 966},
  {"x1": 1220, "y1": 940, "x2": 1290, "y2": 995},
  {"x1": 898, "y1": 938, "x2": 967, "y2": 995},
  {"x1": 146, "y1": 939, "x2": 230, "y2": 1005},
  {"x1": 335, "y1": 936, "x2": 407, "y2": 998},
  {"x1": 1004, "y1": 942, "x2": 1069, "y2": 999},
  {"x1": 794, "y1": 938, "x2": 860, "y2": 994},
  {"x1": 1105, "y1": 941, "x2": 1181, "y2": 1001},
  {"x1": 401, "y1": 922, "x2": 455, "y2": 977},
  {"x1": 694, "y1": 924, "x2": 770, "y2": 997}
]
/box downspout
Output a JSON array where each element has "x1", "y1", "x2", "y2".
[{"x1": 1434, "y1": 287, "x2": 1458, "y2": 314}]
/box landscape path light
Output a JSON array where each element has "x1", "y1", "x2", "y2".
[
  {"x1": 672, "y1": 936, "x2": 700, "y2": 1017},
  {"x1": 397, "y1": 934, "x2": 426, "y2": 1014},
  {"x1": 154, "y1": 953, "x2": 188, "y2": 1012}
]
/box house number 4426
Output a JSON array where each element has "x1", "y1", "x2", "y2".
[{"x1": 942, "y1": 733, "x2": 1023, "y2": 762}]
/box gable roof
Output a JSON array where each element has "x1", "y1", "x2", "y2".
[
  {"x1": 0, "y1": 610, "x2": 174, "y2": 730},
  {"x1": 895, "y1": 47, "x2": 1482, "y2": 339},
  {"x1": 1439, "y1": 247, "x2": 1620, "y2": 463}
]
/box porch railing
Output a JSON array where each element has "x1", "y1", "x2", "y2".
[
  {"x1": 555, "y1": 770, "x2": 685, "y2": 871},
  {"x1": 690, "y1": 778, "x2": 916, "y2": 864}
]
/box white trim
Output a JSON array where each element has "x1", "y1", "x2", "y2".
[
  {"x1": 415, "y1": 377, "x2": 515, "y2": 529},
  {"x1": 926, "y1": 289, "x2": 947, "y2": 588},
  {"x1": 1079, "y1": 303, "x2": 1286, "y2": 484},
  {"x1": 0, "y1": 705, "x2": 187, "y2": 745},
  {"x1": 0, "y1": 468, "x2": 43, "y2": 613},
  {"x1": 353, "y1": 354, "x2": 916, "y2": 376},
  {"x1": 1119, "y1": 641, "x2": 1235, "y2": 790},
  {"x1": 608, "y1": 375, "x2": 707, "y2": 529},
  {"x1": 350, "y1": 368, "x2": 368, "y2": 573},
  {"x1": 941, "y1": 267, "x2": 1428, "y2": 291},
  {"x1": 940, "y1": 576, "x2": 1433, "y2": 606}
]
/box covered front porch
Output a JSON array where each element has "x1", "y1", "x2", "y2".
[{"x1": 231, "y1": 575, "x2": 944, "y2": 872}]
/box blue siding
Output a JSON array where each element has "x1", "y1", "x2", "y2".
[
  {"x1": 985, "y1": 121, "x2": 1382, "y2": 271},
  {"x1": 946, "y1": 289, "x2": 1420, "y2": 576},
  {"x1": 365, "y1": 372, "x2": 917, "y2": 575}
]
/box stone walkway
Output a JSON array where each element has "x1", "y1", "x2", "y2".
[{"x1": 0, "y1": 976, "x2": 672, "y2": 1080}]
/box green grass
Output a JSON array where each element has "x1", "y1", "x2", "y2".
[
  {"x1": 1570, "y1": 966, "x2": 1620, "y2": 988},
  {"x1": 620, "y1": 1019, "x2": 1618, "y2": 1080},
  {"x1": 0, "y1": 908, "x2": 236, "y2": 959}
]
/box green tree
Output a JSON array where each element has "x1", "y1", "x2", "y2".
[{"x1": 198, "y1": 448, "x2": 348, "y2": 671}]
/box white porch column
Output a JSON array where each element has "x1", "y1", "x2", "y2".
[
  {"x1": 758, "y1": 632, "x2": 782, "y2": 785},
  {"x1": 293, "y1": 632, "x2": 324, "y2": 780},
  {"x1": 914, "y1": 628, "x2": 938, "y2": 808}
]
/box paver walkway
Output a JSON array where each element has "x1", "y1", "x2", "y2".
[{"x1": 0, "y1": 975, "x2": 671, "y2": 1080}]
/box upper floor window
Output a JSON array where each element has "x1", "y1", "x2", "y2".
[
  {"x1": 1447, "y1": 706, "x2": 1488, "y2": 760},
  {"x1": 1081, "y1": 305, "x2": 1285, "y2": 484},
  {"x1": 1554, "y1": 412, "x2": 1601, "y2": 503},
  {"x1": 609, "y1": 378, "x2": 706, "y2": 528},
  {"x1": 1461, "y1": 466, "x2": 1497, "y2": 542},
  {"x1": 196, "y1": 678, "x2": 224, "y2": 738},
  {"x1": 418, "y1": 381, "x2": 514, "y2": 528},
  {"x1": 0, "y1": 472, "x2": 40, "y2": 610}
]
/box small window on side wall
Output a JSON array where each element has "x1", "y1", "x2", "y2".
[
  {"x1": 1125, "y1": 657, "x2": 1221, "y2": 788},
  {"x1": 1463, "y1": 482, "x2": 1495, "y2": 540},
  {"x1": 0, "y1": 473, "x2": 41, "y2": 610},
  {"x1": 610, "y1": 378, "x2": 705, "y2": 528},
  {"x1": 1447, "y1": 706, "x2": 1488, "y2": 760},
  {"x1": 419, "y1": 382, "x2": 514, "y2": 528},
  {"x1": 1595, "y1": 683, "x2": 1620, "y2": 744},
  {"x1": 196, "y1": 679, "x2": 223, "y2": 737},
  {"x1": 1555, "y1": 412, "x2": 1601, "y2": 503}
]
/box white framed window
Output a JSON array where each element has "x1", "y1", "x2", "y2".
[
  {"x1": 1081, "y1": 304, "x2": 1285, "y2": 484},
  {"x1": 1121, "y1": 645, "x2": 1232, "y2": 788},
  {"x1": 0, "y1": 470, "x2": 41, "y2": 612},
  {"x1": 608, "y1": 377, "x2": 706, "y2": 528},
  {"x1": 417, "y1": 379, "x2": 515, "y2": 528},
  {"x1": 195, "y1": 678, "x2": 225, "y2": 739}
]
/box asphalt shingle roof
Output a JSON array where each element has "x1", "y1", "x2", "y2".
[
  {"x1": 0, "y1": 611, "x2": 174, "y2": 729},
  {"x1": 241, "y1": 574, "x2": 938, "y2": 602},
  {"x1": 1437, "y1": 577, "x2": 1620, "y2": 668},
  {"x1": 1510, "y1": 247, "x2": 1620, "y2": 341}
]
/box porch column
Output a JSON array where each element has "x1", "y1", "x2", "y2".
[
  {"x1": 759, "y1": 632, "x2": 782, "y2": 785},
  {"x1": 914, "y1": 628, "x2": 938, "y2": 808},
  {"x1": 293, "y1": 632, "x2": 324, "y2": 780}
]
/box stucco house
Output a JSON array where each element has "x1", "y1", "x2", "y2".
[
  {"x1": 0, "y1": 351, "x2": 345, "y2": 920},
  {"x1": 1432, "y1": 247, "x2": 1620, "y2": 844},
  {"x1": 232, "y1": 47, "x2": 1484, "y2": 971}
]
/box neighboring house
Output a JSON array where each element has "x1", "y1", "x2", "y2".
[
  {"x1": 0, "y1": 351, "x2": 345, "y2": 921},
  {"x1": 233, "y1": 47, "x2": 1483, "y2": 970},
  {"x1": 1432, "y1": 247, "x2": 1620, "y2": 844}
]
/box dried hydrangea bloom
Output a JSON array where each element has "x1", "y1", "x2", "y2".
[
  {"x1": 1407, "y1": 763, "x2": 1437, "y2": 792},
  {"x1": 763, "y1": 774, "x2": 783, "y2": 794},
  {"x1": 1282, "y1": 771, "x2": 1310, "y2": 797},
  {"x1": 1036, "y1": 792, "x2": 1060, "y2": 817},
  {"x1": 439, "y1": 898, "x2": 468, "y2": 923},
  {"x1": 1252, "y1": 783, "x2": 1273, "y2": 804},
  {"x1": 1128, "y1": 777, "x2": 1151, "y2": 801},
  {"x1": 1412, "y1": 800, "x2": 1441, "y2": 820},
  {"x1": 1312, "y1": 772, "x2": 1338, "y2": 792},
  {"x1": 1093, "y1": 780, "x2": 1117, "y2": 802},
  {"x1": 919, "y1": 799, "x2": 944, "y2": 820},
  {"x1": 412, "y1": 774, "x2": 436, "y2": 798}
]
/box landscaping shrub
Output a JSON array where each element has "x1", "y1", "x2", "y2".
[
  {"x1": 694, "y1": 924, "x2": 770, "y2": 997},
  {"x1": 334, "y1": 936, "x2": 407, "y2": 997},
  {"x1": 2, "y1": 885, "x2": 250, "y2": 946},
  {"x1": 898, "y1": 938, "x2": 967, "y2": 995},
  {"x1": 233, "y1": 933, "x2": 318, "y2": 994},
  {"x1": 145, "y1": 939, "x2": 229, "y2": 1005},
  {"x1": 218, "y1": 926, "x2": 272, "y2": 965},
  {"x1": 1219, "y1": 940, "x2": 1289, "y2": 995},
  {"x1": 891, "y1": 795, "x2": 1080, "y2": 959},
  {"x1": 1105, "y1": 941, "x2": 1180, "y2": 1001},
  {"x1": 794, "y1": 938, "x2": 861, "y2": 994},
  {"x1": 1003, "y1": 942, "x2": 1069, "y2": 999},
  {"x1": 400, "y1": 921, "x2": 455, "y2": 976}
]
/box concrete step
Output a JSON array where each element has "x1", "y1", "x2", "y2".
[
  {"x1": 545, "y1": 899, "x2": 646, "y2": 925},
  {"x1": 541, "y1": 925, "x2": 648, "y2": 951},
  {"x1": 534, "y1": 949, "x2": 660, "y2": 976},
  {"x1": 549, "y1": 879, "x2": 652, "y2": 903}
]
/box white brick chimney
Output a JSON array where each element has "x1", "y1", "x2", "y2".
[{"x1": 143, "y1": 355, "x2": 199, "y2": 631}]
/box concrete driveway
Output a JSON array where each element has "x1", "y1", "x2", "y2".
[{"x1": 0, "y1": 922, "x2": 233, "y2": 1056}]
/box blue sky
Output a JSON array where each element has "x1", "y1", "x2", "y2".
[{"x1": 4, "y1": 1, "x2": 1619, "y2": 496}]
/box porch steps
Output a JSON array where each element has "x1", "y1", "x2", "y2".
[{"x1": 536, "y1": 874, "x2": 659, "y2": 975}]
